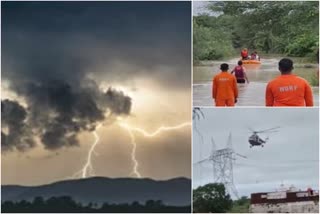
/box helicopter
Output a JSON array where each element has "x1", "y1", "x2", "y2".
[{"x1": 248, "y1": 126, "x2": 280, "y2": 148}]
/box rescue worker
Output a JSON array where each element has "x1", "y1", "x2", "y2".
[
  {"x1": 251, "y1": 52, "x2": 256, "y2": 60},
  {"x1": 241, "y1": 48, "x2": 249, "y2": 60},
  {"x1": 212, "y1": 63, "x2": 238, "y2": 107},
  {"x1": 265, "y1": 58, "x2": 313, "y2": 106},
  {"x1": 231, "y1": 61, "x2": 250, "y2": 84}
]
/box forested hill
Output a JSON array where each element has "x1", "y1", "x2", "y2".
[
  {"x1": 2, "y1": 177, "x2": 191, "y2": 206},
  {"x1": 193, "y1": 1, "x2": 319, "y2": 61}
]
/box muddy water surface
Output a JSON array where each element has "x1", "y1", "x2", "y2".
[{"x1": 193, "y1": 58, "x2": 319, "y2": 106}]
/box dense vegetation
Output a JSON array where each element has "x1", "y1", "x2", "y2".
[
  {"x1": 193, "y1": 183, "x2": 250, "y2": 213},
  {"x1": 194, "y1": 1, "x2": 319, "y2": 61},
  {"x1": 193, "y1": 183, "x2": 233, "y2": 213},
  {"x1": 229, "y1": 196, "x2": 250, "y2": 213},
  {"x1": 1, "y1": 196, "x2": 190, "y2": 213}
]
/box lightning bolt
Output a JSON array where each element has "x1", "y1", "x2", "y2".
[
  {"x1": 71, "y1": 123, "x2": 103, "y2": 179},
  {"x1": 118, "y1": 121, "x2": 191, "y2": 178},
  {"x1": 70, "y1": 120, "x2": 191, "y2": 179},
  {"x1": 123, "y1": 126, "x2": 141, "y2": 178},
  {"x1": 119, "y1": 122, "x2": 191, "y2": 137}
]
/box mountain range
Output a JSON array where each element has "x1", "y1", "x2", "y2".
[{"x1": 1, "y1": 177, "x2": 191, "y2": 206}]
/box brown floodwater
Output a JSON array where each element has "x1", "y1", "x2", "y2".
[{"x1": 193, "y1": 58, "x2": 319, "y2": 106}]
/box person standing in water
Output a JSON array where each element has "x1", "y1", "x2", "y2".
[
  {"x1": 231, "y1": 61, "x2": 249, "y2": 84},
  {"x1": 241, "y1": 48, "x2": 249, "y2": 60},
  {"x1": 212, "y1": 63, "x2": 238, "y2": 107},
  {"x1": 265, "y1": 58, "x2": 313, "y2": 106}
]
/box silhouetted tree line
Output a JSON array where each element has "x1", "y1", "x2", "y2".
[{"x1": 2, "y1": 196, "x2": 191, "y2": 213}]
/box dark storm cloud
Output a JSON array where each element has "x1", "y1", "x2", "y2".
[
  {"x1": 1, "y1": 82, "x2": 132, "y2": 151},
  {"x1": 103, "y1": 88, "x2": 132, "y2": 115},
  {"x1": 1, "y1": 2, "x2": 190, "y2": 152},
  {"x1": 1, "y1": 1, "x2": 191, "y2": 89},
  {"x1": 1, "y1": 99, "x2": 36, "y2": 152}
]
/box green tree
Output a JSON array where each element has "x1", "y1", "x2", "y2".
[
  {"x1": 193, "y1": 16, "x2": 235, "y2": 62},
  {"x1": 193, "y1": 183, "x2": 232, "y2": 213},
  {"x1": 2, "y1": 196, "x2": 190, "y2": 213},
  {"x1": 194, "y1": 1, "x2": 319, "y2": 60},
  {"x1": 229, "y1": 196, "x2": 250, "y2": 213}
]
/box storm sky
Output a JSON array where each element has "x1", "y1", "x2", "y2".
[
  {"x1": 1, "y1": 2, "x2": 191, "y2": 185},
  {"x1": 193, "y1": 108, "x2": 319, "y2": 197}
]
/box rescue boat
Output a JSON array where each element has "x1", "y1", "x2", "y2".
[{"x1": 241, "y1": 59, "x2": 261, "y2": 64}]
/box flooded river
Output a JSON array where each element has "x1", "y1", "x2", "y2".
[{"x1": 193, "y1": 58, "x2": 319, "y2": 106}]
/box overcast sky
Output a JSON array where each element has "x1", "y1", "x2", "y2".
[
  {"x1": 1, "y1": 2, "x2": 191, "y2": 186},
  {"x1": 193, "y1": 108, "x2": 319, "y2": 197},
  {"x1": 193, "y1": 1, "x2": 213, "y2": 16}
]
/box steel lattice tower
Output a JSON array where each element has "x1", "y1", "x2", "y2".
[{"x1": 197, "y1": 133, "x2": 246, "y2": 199}]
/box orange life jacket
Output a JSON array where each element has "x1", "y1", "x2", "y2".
[{"x1": 241, "y1": 50, "x2": 248, "y2": 58}]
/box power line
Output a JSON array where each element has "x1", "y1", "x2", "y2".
[{"x1": 195, "y1": 133, "x2": 246, "y2": 199}]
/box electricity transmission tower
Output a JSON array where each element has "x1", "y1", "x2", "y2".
[{"x1": 196, "y1": 133, "x2": 246, "y2": 199}]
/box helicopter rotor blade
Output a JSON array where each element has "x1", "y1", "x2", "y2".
[
  {"x1": 264, "y1": 130, "x2": 279, "y2": 133},
  {"x1": 258, "y1": 130, "x2": 279, "y2": 134},
  {"x1": 256, "y1": 126, "x2": 280, "y2": 133},
  {"x1": 247, "y1": 126, "x2": 255, "y2": 132},
  {"x1": 257, "y1": 130, "x2": 279, "y2": 134}
]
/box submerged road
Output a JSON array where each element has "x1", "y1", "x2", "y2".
[{"x1": 193, "y1": 58, "x2": 319, "y2": 106}]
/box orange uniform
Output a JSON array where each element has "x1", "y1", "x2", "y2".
[
  {"x1": 241, "y1": 50, "x2": 248, "y2": 58},
  {"x1": 212, "y1": 72, "x2": 238, "y2": 106},
  {"x1": 265, "y1": 74, "x2": 313, "y2": 106}
]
